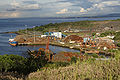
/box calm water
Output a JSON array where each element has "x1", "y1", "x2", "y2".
[
  {"x1": 0, "y1": 17, "x2": 120, "y2": 56},
  {"x1": 0, "y1": 33, "x2": 80, "y2": 56}
]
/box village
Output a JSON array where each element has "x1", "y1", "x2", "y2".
[
  {"x1": 7, "y1": 19, "x2": 120, "y2": 62},
  {"x1": 14, "y1": 26, "x2": 116, "y2": 49},
  {"x1": 10, "y1": 24, "x2": 119, "y2": 62}
]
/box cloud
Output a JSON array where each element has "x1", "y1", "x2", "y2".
[
  {"x1": 6, "y1": 8, "x2": 16, "y2": 11},
  {"x1": 56, "y1": 8, "x2": 68, "y2": 14},
  {"x1": 10, "y1": 12, "x2": 20, "y2": 17},
  {"x1": 80, "y1": 8, "x2": 86, "y2": 13},
  {"x1": 0, "y1": 12, "x2": 20, "y2": 18},
  {"x1": 11, "y1": 0, "x2": 20, "y2": 8},
  {"x1": 44, "y1": 0, "x2": 120, "y2": 16},
  {"x1": 88, "y1": 0, "x2": 102, "y2": 3},
  {"x1": 8, "y1": 0, "x2": 41, "y2": 12},
  {"x1": 75, "y1": 0, "x2": 120, "y2": 15},
  {"x1": 1, "y1": 0, "x2": 120, "y2": 18},
  {"x1": 22, "y1": 4, "x2": 40, "y2": 10},
  {"x1": 97, "y1": 1, "x2": 120, "y2": 9},
  {"x1": 22, "y1": 1, "x2": 37, "y2": 4}
]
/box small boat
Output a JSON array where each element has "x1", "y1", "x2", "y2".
[{"x1": 9, "y1": 39, "x2": 18, "y2": 46}]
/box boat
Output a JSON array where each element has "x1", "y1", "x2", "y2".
[{"x1": 9, "y1": 39, "x2": 18, "y2": 46}]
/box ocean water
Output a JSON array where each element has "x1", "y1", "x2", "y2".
[{"x1": 0, "y1": 17, "x2": 120, "y2": 56}]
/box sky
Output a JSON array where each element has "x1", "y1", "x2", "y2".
[{"x1": 0, "y1": 0, "x2": 120, "y2": 18}]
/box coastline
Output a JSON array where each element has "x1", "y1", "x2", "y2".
[
  {"x1": 16, "y1": 37, "x2": 114, "y2": 57},
  {"x1": 5, "y1": 19, "x2": 120, "y2": 57},
  {"x1": 4, "y1": 31, "x2": 23, "y2": 35}
]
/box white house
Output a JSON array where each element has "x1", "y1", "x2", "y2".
[
  {"x1": 51, "y1": 32, "x2": 62, "y2": 38},
  {"x1": 41, "y1": 32, "x2": 62, "y2": 38}
]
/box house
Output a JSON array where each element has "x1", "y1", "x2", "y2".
[
  {"x1": 51, "y1": 32, "x2": 62, "y2": 38},
  {"x1": 42, "y1": 32, "x2": 62, "y2": 39}
]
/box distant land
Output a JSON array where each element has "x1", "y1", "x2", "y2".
[
  {"x1": 76, "y1": 13, "x2": 120, "y2": 18},
  {"x1": 0, "y1": 13, "x2": 120, "y2": 19},
  {"x1": 98, "y1": 13, "x2": 120, "y2": 17}
]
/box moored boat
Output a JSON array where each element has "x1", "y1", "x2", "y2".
[{"x1": 9, "y1": 39, "x2": 18, "y2": 46}]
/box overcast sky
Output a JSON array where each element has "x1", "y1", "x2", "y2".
[{"x1": 0, "y1": 0, "x2": 120, "y2": 18}]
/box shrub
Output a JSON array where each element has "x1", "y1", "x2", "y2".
[
  {"x1": 113, "y1": 32, "x2": 120, "y2": 41},
  {"x1": 117, "y1": 43, "x2": 120, "y2": 47},
  {"x1": 92, "y1": 32, "x2": 96, "y2": 36},
  {"x1": 91, "y1": 53, "x2": 98, "y2": 58},
  {"x1": 0, "y1": 51, "x2": 48, "y2": 75},
  {"x1": 84, "y1": 53, "x2": 89, "y2": 56},
  {"x1": 70, "y1": 57, "x2": 78, "y2": 63},
  {"x1": 0, "y1": 54, "x2": 26, "y2": 72},
  {"x1": 100, "y1": 31, "x2": 115, "y2": 37}
]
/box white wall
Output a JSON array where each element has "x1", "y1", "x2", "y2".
[{"x1": 52, "y1": 32, "x2": 62, "y2": 38}]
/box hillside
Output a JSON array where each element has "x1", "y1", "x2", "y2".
[
  {"x1": 1, "y1": 50, "x2": 120, "y2": 80},
  {"x1": 26, "y1": 50, "x2": 120, "y2": 80},
  {"x1": 17, "y1": 19, "x2": 120, "y2": 35},
  {"x1": 27, "y1": 57, "x2": 120, "y2": 80}
]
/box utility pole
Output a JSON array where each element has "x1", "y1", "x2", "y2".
[
  {"x1": 33, "y1": 26, "x2": 36, "y2": 43},
  {"x1": 25, "y1": 25, "x2": 27, "y2": 34}
]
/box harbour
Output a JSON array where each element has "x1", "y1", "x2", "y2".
[
  {"x1": 1, "y1": 17, "x2": 120, "y2": 56},
  {"x1": 0, "y1": 33, "x2": 80, "y2": 56}
]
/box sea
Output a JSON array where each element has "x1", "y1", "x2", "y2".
[{"x1": 0, "y1": 17, "x2": 120, "y2": 56}]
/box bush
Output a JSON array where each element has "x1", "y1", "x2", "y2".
[
  {"x1": 70, "y1": 57, "x2": 78, "y2": 63},
  {"x1": 91, "y1": 53, "x2": 98, "y2": 58},
  {"x1": 0, "y1": 54, "x2": 26, "y2": 72},
  {"x1": 113, "y1": 32, "x2": 120, "y2": 41},
  {"x1": 100, "y1": 31, "x2": 115, "y2": 37},
  {"x1": 117, "y1": 43, "x2": 120, "y2": 47},
  {"x1": 92, "y1": 33, "x2": 96, "y2": 36},
  {"x1": 84, "y1": 53, "x2": 89, "y2": 56},
  {"x1": 114, "y1": 35, "x2": 120, "y2": 41},
  {"x1": 0, "y1": 51, "x2": 48, "y2": 75}
]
